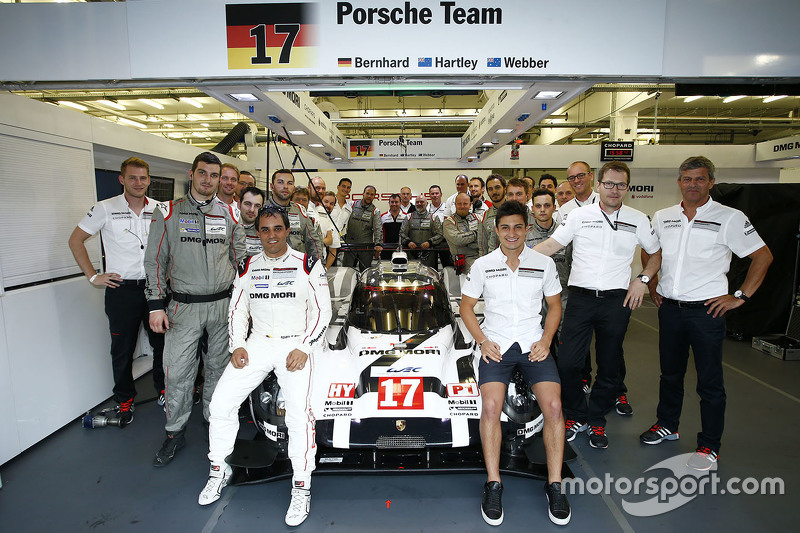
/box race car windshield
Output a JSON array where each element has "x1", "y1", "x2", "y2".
[{"x1": 348, "y1": 281, "x2": 452, "y2": 333}]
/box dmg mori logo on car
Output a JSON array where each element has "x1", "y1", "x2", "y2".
[{"x1": 359, "y1": 348, "x2": 440, "y2": 356}]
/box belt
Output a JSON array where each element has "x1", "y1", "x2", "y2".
[
  {"x1": 662, "y1": 297, "x2": 707, "y2": 309},
  {"x1": 568, "y1": 286, "x2": 627, "y2": 298},
  {"x1": 172, "y1": 286, "x2": 232, "y2": 304},
  {"x1": 119, "y1": 279, "x2": 146, "y2": 288}
]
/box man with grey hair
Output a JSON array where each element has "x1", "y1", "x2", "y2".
[
  {"x1": 399, "y1": 186, "x2": 416, "y2": 216},
  {"x1": 343, "y1": 185, "x2": 382, "y2": 270},
  {"x1": 639, "y1": 155, "x2": 772, "y2": 470}
]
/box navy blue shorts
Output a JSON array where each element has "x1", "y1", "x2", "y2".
[{"x1": 478, "y1": 342, "x2": 561, "y2": 387}]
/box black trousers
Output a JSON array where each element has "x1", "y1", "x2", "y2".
[
  {"x1": 557, "y1": 290, "x2": 631, "y2": 427},
  {"x1": 105, "y1": 284, "x2": 165, "y2": 402},
  {"x1": 656, "y1": 301, "x2": 726, "y2": 452}
]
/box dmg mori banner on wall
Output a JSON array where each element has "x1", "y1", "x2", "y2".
[{"x1": 349, "y1": 137, "x2": 462, "y2": 159}]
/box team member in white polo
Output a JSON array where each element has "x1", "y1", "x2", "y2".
[
  {"x1": 68, "y1": 156, "x2": 165, "y2": 423},
  {"x1": 461, "y1": 200, "x2": 570, "y2": 526},
  {"x1": 534, "y1": 161, "x2": 662, "y2": 449},
  {"x1": 555, "y1": 161, "x2": 598, "y2": 224},
  {"x1": 639, "y1": 156, "x2": 772, "y2": 470}
]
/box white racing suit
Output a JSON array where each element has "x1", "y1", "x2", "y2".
[{"x1": 208, "y1": 247, "x2": 332, "y2": 484}]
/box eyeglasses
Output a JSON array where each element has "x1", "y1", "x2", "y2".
[
  {"x1": 599, "y1": 180, "x2": 629, "y2": 190},
  {"x1": 567, "y1": 172, "x2": 589, "y2": 182}
]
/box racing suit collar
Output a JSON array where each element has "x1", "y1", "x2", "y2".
[
  {"x1": 188, "y1": 191, "x2": 216, "y2": 208},
  {"x1": 262, "y1": 246, "x2": 292, "y2": 263}
]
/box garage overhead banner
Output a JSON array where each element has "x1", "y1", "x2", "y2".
[
  {"x1": 349, "y1": 137, "x2": 461, "y2": 159},
  {"x1": 217, "y1": 0, "x2": 665, "y2": 76}
]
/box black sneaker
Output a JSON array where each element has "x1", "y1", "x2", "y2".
[
  {"x1": 544, "y1": 482, "x2": 571, "y2": 526},
  {"x1": 564, "y1": 419, "x2": 587, "y2": 442},
  {"x1": 153, "y1": 431, "x2": 186, "y2": 467},
  {"x1": 116, "y1": 398, "x2": 134, "y2": 426},
  {"x1": 588, "y1": 425, "x2": 608, "y2": 449},
  {"x1": 640, "y1": 423, "x2": 679, "y2": 445},
  {"x1": 193, "y1": 386, "x2": 202, "y2": 405},
  {"x1": 686, "y1": 447, "x2": 718, "y2": 471},
  {"x1": 615, "y1": 394, "x2": 633, "y2": 416},
  {"x1": 481, "y1": 481, "x2": 503, "y2": 526}
]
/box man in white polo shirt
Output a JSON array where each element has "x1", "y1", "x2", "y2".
[
  {"x1": 68, "y1": 156, "x2": 165, "y2": 424},
  {"x1": 555, "y1": 161, "x2": 598, "y2": 224},
  {"x1": 639, "y1": 156, "x2": 772, "y2": 470},
  {"x1": 461, "y1": 200, "x2": 570, "y2": 526},
  {"x1": 534, "y1": 161, "x2": 662, "y2": 449}
]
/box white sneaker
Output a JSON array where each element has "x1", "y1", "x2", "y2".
[
  {"x1": 285, "y1": 488, "x2": 311, "y2": 526},
  {"x1": 198, "y1": 464, "x2": 232, "y2": 506}
]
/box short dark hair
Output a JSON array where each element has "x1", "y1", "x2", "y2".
[
  {"x1": 338, "y1": 177, "x2": 353, "y2": 187},
  {"x1": 191, "y1": 152, "x2": 221, "y2": 173},
  {"x1": 469, "y1": 176, "x2": 485, "y2": 188},
  {"x1": 120, "y1": 156, "x2": 149, "y2": 175},
  {"x1": 240, "y1": 170, "x2": 254, "y2": 177},
  {"x1": 293, "y1": 186, "x2": 309, "y2": 199},
  {"x1": 539, "y1": 174, "x2": 557, "y2": 188},
  {"x1": 495, "y1": 200, "x2": 528, "y2": 227},
  {"x1": 679, "y1": 156, "x2": 715, "y2": 180},
  {"x1": 389, "y1": 193, "x2": 401, "y2": 201},
  {"x1": 271, "y1": 169, "x2": 294, "y2": 183},
  {"x1": 257, "y1": 205, "x2": 290, "y2": 230},
  {"x1": 507, "y1": 177, "x2": 529, "y2": 195},
  {"x1": 598, "y1": 161, "x2": 631, "y2": 184},
  {"x1": 486, "y1": 174, "x2": 506, "y2": 189},
  {"x1": 363, "y1": 185, "x2": 377, "y2": 193},
  {"x1": 240, "y1": 186, "x2": 265, "y2": 204},
  {"x1": 531, "y1": 188, "x2": 556, "y2": 205},
  {"x1": 429, "y1": 184, "x2": 442, "y2": 193}
]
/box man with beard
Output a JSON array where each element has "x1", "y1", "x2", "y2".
[
  {"x1": 217, "y1": 163, "x2": 241, "y2": 219},
  {"x1": 145, "y1": 152, "x2": 246, "y2": 466},
  {"x1": 239, "y1": 186, "x2": 266, "y2": 257},
  {"x1": 479, "y1": 174, "x2": 506, "y2": 255},
  {"x1": 263, "y1": 169, "x2": 324, "y2": 261},
  {"x1": 380, "y1": 193, "x2": 407, "y2": 259},
  {"x1": 443, "y1": 192, "x2": 481, "y2": 275},
  {"x1": 343, "y1": 185, "x2": 382, "y2": 270},
  {"x1": 400, "y1": 195, "x2": 442, "y2": 268}
]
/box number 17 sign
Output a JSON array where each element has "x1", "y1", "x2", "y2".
[
  {"x1": 378, "y1": 377, "x2": 424, "y2": 410},
  {"x1": 226, "y1": 3, "x2": 317, "y2": 69}
]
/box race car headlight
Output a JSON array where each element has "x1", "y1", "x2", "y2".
[{"x1": 276, "y1": 390, "x2": 286, "y2": 416}]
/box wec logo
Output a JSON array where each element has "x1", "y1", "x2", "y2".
[{"x1": 386, "y1": 366, "x2": 421, "y2": 373}]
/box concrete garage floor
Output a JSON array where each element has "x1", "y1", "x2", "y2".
[{"x1": 1, "y1": 301, "x2": 798, "y2": 532}]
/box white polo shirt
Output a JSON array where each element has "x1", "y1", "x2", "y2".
[
  {"x1": 552, "y1": 203, "x2": 660, "y2": 291},
  {"x1": 318, "y1": 212, "x2": 341, "y2": 250},
  {"x1": 443, "y1": 192, "x2": 459, "y2": 218},
  {"x1": 78, "y1": 194, "x2": 156, "y2": 279},
  {"x1": 428, "y1": 202, "x2": 446, "y2": 223},
  {"x1": 331, "y1": 199, "x2": 352, "y2": 237},
  {"x1": 462, "y1": 246, "x2": 562, "y2": 354},
  {"x1": 653, "y1": 199, "x2": 765, "y2": 301},
  {"x1": 554, "y1": 190, "x2": 598, "y2": 225}
]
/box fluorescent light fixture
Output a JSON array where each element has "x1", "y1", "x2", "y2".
[
  {"x1": 309, "y1": 143, "x2": 324, "y2": 148},
  {"x1": 58, "y1": 101, "x2": 88, "y2": 111},
  {"x1": 287, "y1": 130, "x2": 307, "y2": 135},
  {"x1": 186, "y1": 114, "x2": 204, "y2": 121},
  {"x1": 722, "y1": 95, "x2": 746, "y2": 103},
  {"x1": 192, "y1": 131, "x2": 207, "y2": 138},
  {"x1": 139, "y1": 98, "x2": 165, "y2": 110},
  {"x1": 532, "y1": 91, "x2": 564, "y2": 99},
  {"x1": 167, "y1": 132, "x2": 182, "y2": 138},
  {"x1": 683, "y1": 95, "x2": 703, "y2": 103},
  {"x1": 180, "y1": 97, "x2": 204, "y2": 108},
  {"x1": 201, "y1": 123, "x2": 210, "y2": 127},
  {"x1": 97, "y1": 99, "x2": 126, "y2": 110},
  {"x1": 481, "y1": 142, "x2": 494, "y2": 147},
  {"x1": 227, "y1": 93, "x2": 261, "y2": 102},
  {"x1": 764, "y1": 95, "x2": 788, "y2": 103},
  {"x1": 222, "y1": 113, "x2": 241, "y2": 120},
  {"x1": 117, "y1": 117, "x2": 146, "y2": 128},
  {"x1": 333, "y1": 157, "x2": 342, "y2": 160},
  {"x1": 495, "y1": 128, "x2": 514, "y2": 134},
  {"x1": 163, "y1": 123, "x2": 175, "y2": 128}
]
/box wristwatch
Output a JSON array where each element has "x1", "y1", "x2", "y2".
[
  {"x1": 637, "y1": 274, "x2": 650, "y2": 284},
  {"x1": 734, "y1": 290, "x2": 750, "y2": 302}
]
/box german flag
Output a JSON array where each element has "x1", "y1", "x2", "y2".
[
  {"x1": 350, "y1": 140, "x2": 373, "y2": 158},
  {"x1": 226, "y1": 3, "x2": 316, "y2": 70},
  {"x1": 338, "y1": 57, "x2": 352, "y2": 68}
]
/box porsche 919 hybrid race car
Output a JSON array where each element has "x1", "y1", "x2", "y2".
[{"x1": 228, "y1": 252, "x2": 573, "y2": 484}]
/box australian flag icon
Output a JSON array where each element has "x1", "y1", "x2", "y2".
[
  {"x1": 487, "y1": 57, "x2": 501, "y2": 67},
  {"x1": 418, "y1": 57, "x2": 432, "y2": 67}
]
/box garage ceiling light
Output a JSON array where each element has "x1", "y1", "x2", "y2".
[
  {"x1": 287, "y1": 130, "x2": 307, "y2": 135},
  {"x1": 763, "y1": 95, "x2": 787, "y2": 103},
  {"x1": 532, "y1": 91, "x2": 564, "y2": 99},
  {"x1": 97, "y1": 99, "x2": 126, "y2": 110},
  {"x1": 139, "y1": 98, "x2": 165, "y2": 109},
  {"x1": 309, "y1": 143, "x2": 324, "y2": 148},
  {"x1": 683, "y1": 95, "x2": 703, "y2": 103},
  {"x1": 495, "y1": 128, "x2": 514, "y2": 134},
  {"x1": 722, "y1": 95, "x2": 746, "y2": 103},
  {"x1": 180, "y1": 97, "x2": 204, "y2": 108},
  {"x1": 118, "y1": 117, "x2": 146, "y2": 128},
  {"x1": 227, "y1": 93, "x2": 261, "y2": 102},
  {"x1": 58, "y1": 100, "x2": 88, "y2": 111}
]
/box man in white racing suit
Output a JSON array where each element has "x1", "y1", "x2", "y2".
[{"x1": 199, "y1": 205, "x2": 332, "y2": 527}]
